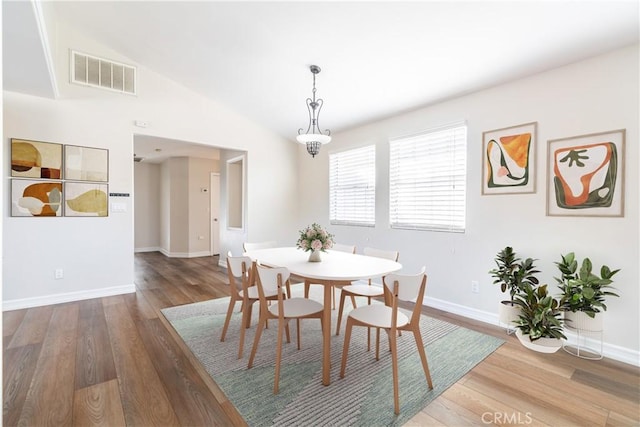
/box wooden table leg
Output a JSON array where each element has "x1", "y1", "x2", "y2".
[{"x1": 322, "y1": 281, "x2": 332, "y2": 386}]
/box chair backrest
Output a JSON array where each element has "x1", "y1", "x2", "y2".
[
  {"x1": 255, "y1": 264, "x2": 289, "y2": 305},
  {"x1": 243, "y1": 241, "x2": 277, "y2": 252},
  {"x1": 383, "y1": 267, "x2": 427, "y2": 325},
  {"x1": 363, "y1": 246, "x2": 399, "y2": 262},
  {"x1": 332, "y1": 243, "x2": 356, "y2": 254},
  {"x1": 226, "y1": 251, "x2": 253, "y2": 296}
]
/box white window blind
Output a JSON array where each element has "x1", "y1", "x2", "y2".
[
  {"x1": 329, "y1": 145, "x2": 375, "y2": 226},
  {"x1": 389, "y1": 123, "x2": 467, "y2": 232}
]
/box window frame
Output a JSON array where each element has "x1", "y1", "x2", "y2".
[
  {"x1": 329, "y1": 144, "x2": 376, "y2": 227},
  {"x1": 388, "y1": 122, "x2": 467, "y2": 233}
]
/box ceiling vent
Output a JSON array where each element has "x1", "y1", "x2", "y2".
[{"x1": 71, "y1": 50, "x2": 136, "y2": 95}]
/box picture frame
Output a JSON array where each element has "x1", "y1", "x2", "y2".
[
  {"x1": 11, "y1": 138, "x2": 63, "y2": 179},
  {"x1": 64, "y1": 145, "x2": 109, "y2": 182},
  {"x1": 11, "y1": 179, "x2": 63, "y2": 217},
  {"x1": 546, "y1": 129, "x2": 625, "y2": 217},
  {"x1": 482, "y1": 122, "x2": 537, "y2": 195},
  {"x1": 64, "y1": 182, "x2": 109, "y2": 217}
]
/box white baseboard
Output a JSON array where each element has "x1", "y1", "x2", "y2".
[
  {"x1": 423, "y1": 296, "x2": 640, "y2": 367},
  {"x1": 3, "y1": 284, "x2": 136, "y2": 311},
  {"x1": 159, "y1": 248, "x2": 213, "y2": 258},
  {"x1": 134, "y1": 246, "x2": 161, "y2": 253},
  {"x1": 424, "y1": 295, "x2": 498, "y2": 326}
]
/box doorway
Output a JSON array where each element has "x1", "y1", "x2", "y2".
[{"x1": 210, "y1": 172, "x2": 220, "y2": 255}]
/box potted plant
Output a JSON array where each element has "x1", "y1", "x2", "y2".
[
  {"x1": 489, "y1": 246, "x2": 540, "y2": 330},
  {"x1": 513, "y1": 283, "x2": 566, "y2": 353},
  {"x1": 555, "y1": 252, "x2": 620, "y2": 332}
]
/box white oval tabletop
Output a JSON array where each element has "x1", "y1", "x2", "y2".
[{"x1": 244, "y1": 246, "x2": 402, "y2": 281}]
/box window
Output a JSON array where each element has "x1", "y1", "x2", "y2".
[
  {"x1": 389, "y1": 123, "x2": 467, "y2": 232},
  {"x1": 329, "y1": 145, "x2": 375, "y2": 226}
]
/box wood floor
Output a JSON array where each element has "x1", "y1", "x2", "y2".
[{"x1": 3, "y1": 252, "x2": 639, "y2": 426}]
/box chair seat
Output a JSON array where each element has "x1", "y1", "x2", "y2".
[
  {"x1": 268, "y1": 298, "x2": 323, "y2": 318},
  {"x1": 349, "y1": 304, "x2": 409, "y2": 329},
  {"x1": 342, "y1": 283, "x2": 384, "y2": 297}
]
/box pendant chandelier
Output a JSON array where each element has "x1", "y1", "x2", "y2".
[{"x1": 297, "y1": 65, "x2": 331, "y2": 157}]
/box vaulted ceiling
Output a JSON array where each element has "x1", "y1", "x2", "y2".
[{"x1": 4, "y1": 1, "x2": 639, "y2": 145}]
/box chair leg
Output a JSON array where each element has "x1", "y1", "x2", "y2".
[
  {"x1": 247, "y1": 317, "x2": 266, "y2": 369},
  {"x1": 285, "y1": 321, "x2": 291, "y2": 343},
  {"x1": 375, "y1": 327, "x2": 381, "y2": 361},
  {"x1": 366, "y1": 297, "x2": 372, "y2": 351},
  {"x1": 340, "y1": 318, "x2": 354, "y2": 378},
  {"x1": 245, "y1": 301, "x2": 254, "y2": 328},
  {"x1": 390, "y1": 328, "x2": 400, "y2": 415},
  {"x1": 336, "y1": 291, "x2": 347, "y2": 335},
  {"x1": 274, "y1": 319, "x2": 285, "y2": 394},
  {"x1": 238, "y1": 301, "x2": 250, "y2": 359},
  {"x1": 220, "y1": 297, "x2": 236, "y2": 342},
  {"x1": 413, "y1": 328, "x2": 434, "y2": 389},
  {"x1": 304, "y1": 279, "x2": 311, "y2": 298},
  {"x1": 296, "y1": 319, "x2": 301, "y2": 350},
  {"x1": 332, "y1": 286, "x2": 336, "y2": 310}
]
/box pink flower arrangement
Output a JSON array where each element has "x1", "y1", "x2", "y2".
[{"x1": 296, "y1": 223, "x2": 334, "y2": 253}]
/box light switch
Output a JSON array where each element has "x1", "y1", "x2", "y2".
[{"x1": 111, "y1": 202, "x2": 127, "y2": 212}]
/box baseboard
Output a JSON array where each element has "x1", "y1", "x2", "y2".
[
  {"x1": 3, "y1": 284, "x2": 136, "y2": 311},
  {"x1": 134, "y1": 246, "x2": 161, "y2": 253},
  {"x1": 423, "y1": 296, "x2": 640, "y2": 367},
  {"x1": 159, "y1": 248, "x2": 213, "y2": 258},
  {"x1": 424, "y1": 295, "x2": 498, "y2": 326}
]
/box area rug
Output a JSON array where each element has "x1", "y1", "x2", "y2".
[{"x1": 161, "y1": 284, "x2": 504, "y2": 427}]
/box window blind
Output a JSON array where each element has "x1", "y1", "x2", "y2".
[
  {"x1": 329, "y1": 145, "x2": 375, "y2": 226},
  {"x1": 389, "y1": 123, "x2": 467, "y2": 232}
]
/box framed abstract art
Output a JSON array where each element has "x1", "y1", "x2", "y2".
[
  {"x1": 64, "y1": 145, "x2": 109, "y2": 182},
  {"x1": 11, "y1": 138, "x2": 63, "y2": 179},
  {"x1": 482, "y1": 122, "x2": 536, "y2": 195},
  {"x1": 546, "y1": 129, "x2": 625, "y2": 217},
  {"x1": 64, "y1": 182, "x2": 109, "y2": 217},
  {"x1": 11, "y1": 179, "x2": 63, "y2": 217}
]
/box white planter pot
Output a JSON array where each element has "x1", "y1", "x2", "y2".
[
  {"x1": 499, "y1": 301, "x2": 520, "y2": 326},
  {"x1": 515, "y1": 329, "x2": 562, "y2": 353},
  {"x1": 564, "y1": 311, "x2": 603, "y2": 332}
]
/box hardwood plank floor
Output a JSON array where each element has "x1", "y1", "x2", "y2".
[{"x1": 3, "y1": 252, "x2": 639, "y2": 426}]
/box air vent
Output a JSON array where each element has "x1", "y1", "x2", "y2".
[
  {"x1": 71, "y1": 50, "x2": 136, "y2": 95},
  {"x1": 134, "y1": 155, "x2": 144, "y2": 162}
]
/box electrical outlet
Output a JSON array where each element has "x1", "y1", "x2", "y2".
[
  {"x1": 55, "y1": 268, "x2": 64, "y2": 279},
  {"x1": 471, "y1": 280, "x2": 479, "y2": 293}
]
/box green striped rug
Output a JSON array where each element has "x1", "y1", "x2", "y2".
[{"x1": 162, "y1": 284, "x2": 504, "y2": 426}]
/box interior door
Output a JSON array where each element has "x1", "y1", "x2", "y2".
[{"x1": 210, "y1": 173, "x2": 220, "y2": 255}]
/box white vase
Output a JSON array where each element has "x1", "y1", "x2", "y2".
[
  {"x1": 515, "y1": 329, "x2": 562, "y2": 353},
  {"x1": 308, "y1": 250, "x2": 322, "y2": 262},
  {"x1": 564, "y1": 311, "x2": 603, "y2": 332},
  {"x1": 499, "y1": 301, "x2": 520, "y2": 327}
]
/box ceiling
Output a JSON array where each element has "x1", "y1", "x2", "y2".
[{"x1": 3, "y1": 1, "x2": 639, "y2": 160}]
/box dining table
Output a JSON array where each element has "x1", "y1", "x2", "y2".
[{"x1": 243, "y1": 246, "x2": 402, "y2": 386}]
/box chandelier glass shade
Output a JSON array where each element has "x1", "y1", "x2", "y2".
[{"x1": 297, "y1": 65, "x2": 331, "y2": 157}]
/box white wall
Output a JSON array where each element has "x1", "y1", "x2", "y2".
[
  {"x1": 3, "y1": 24, "x2": 299, "y2": 309},
  {"x1": 188, "y1": 157, "x2": 219, "y2": 256},
  {"x1": 134, "y1": 161, "x2": 160, "y2": 251},
  {"x1": 297, "y1": 45, "x2": 640, "y2": 364}
]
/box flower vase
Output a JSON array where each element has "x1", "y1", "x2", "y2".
[{"x1": 308, "y1": 250, "x2": 322, "y2": 262}]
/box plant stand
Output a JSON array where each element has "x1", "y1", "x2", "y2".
[{"x1": 562, "y1": 312, "x2": 603, "y2": 360}]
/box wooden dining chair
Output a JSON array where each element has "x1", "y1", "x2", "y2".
[
  {"x1": 340, "y1": 267, "x2": 433, "y2": 415},
  {"x1": 247, "y1": 263, "x2": 324, "y2": 394},
  {"x1": 303, "y1": 243, "x2": 356, "y2": 309},
  {"x1": 336, "y1": 247, "x2": 399, "y2": 351},
  {"x1": 221, "y1": 251, "x2": 278, "y2": 359}
]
